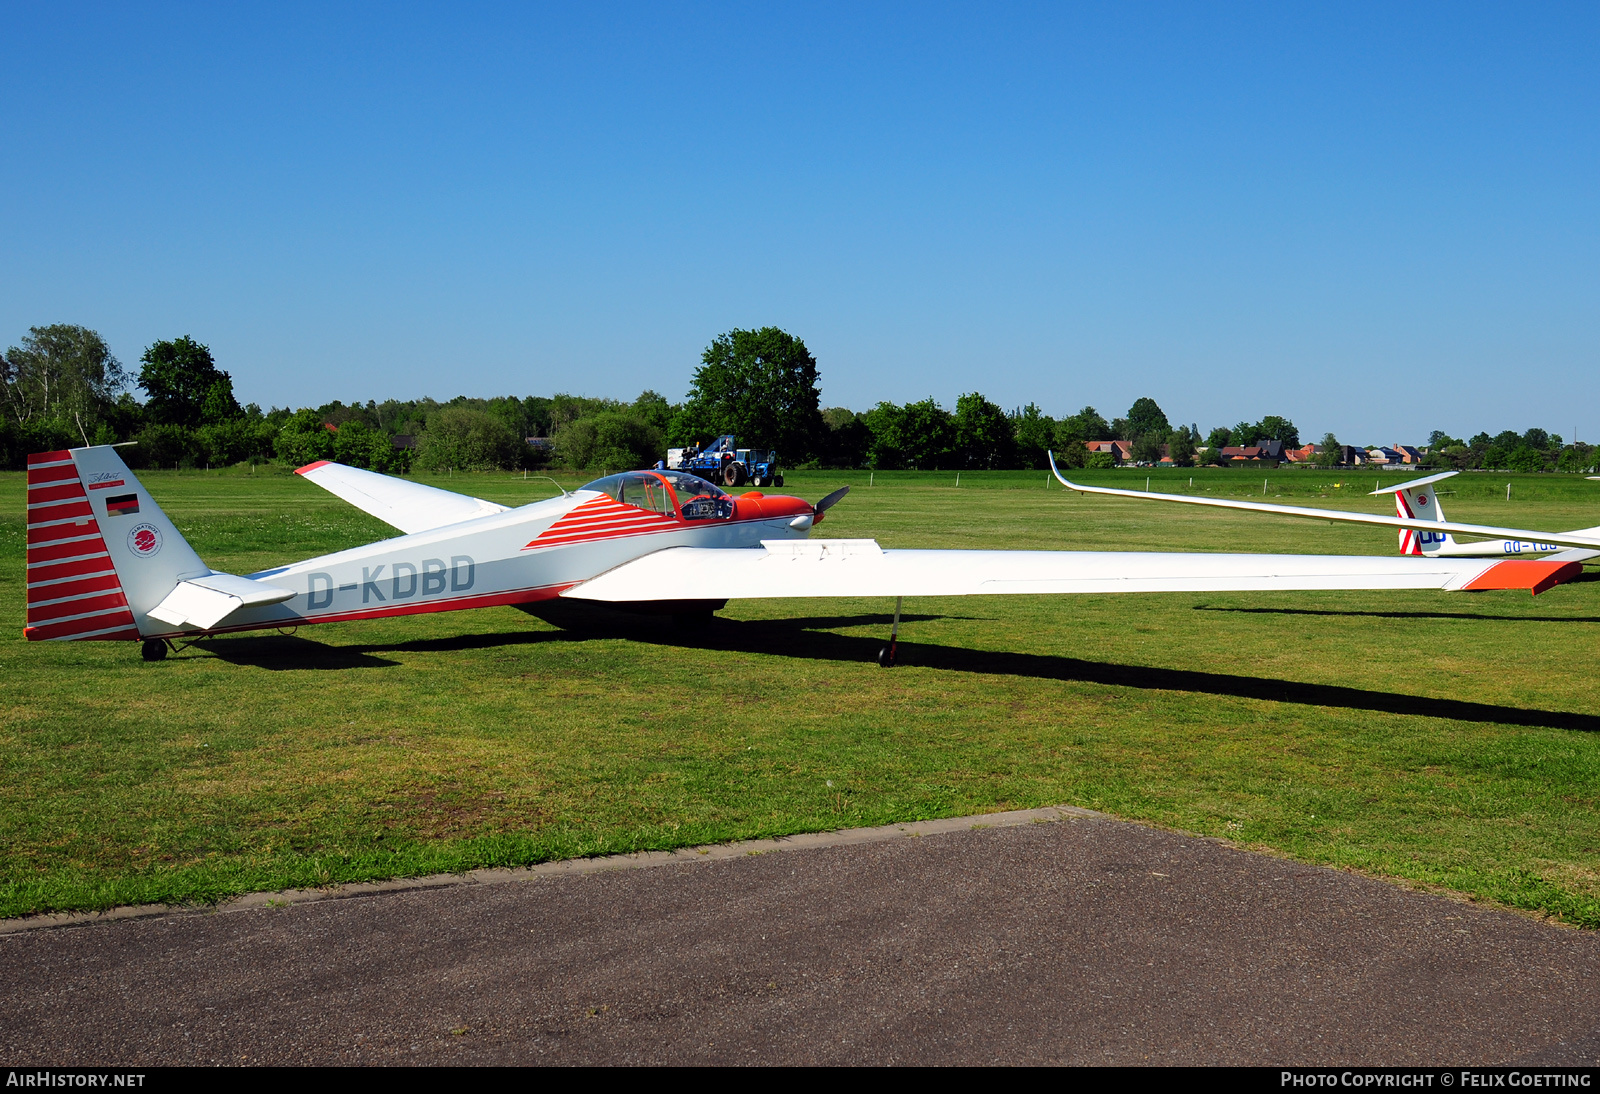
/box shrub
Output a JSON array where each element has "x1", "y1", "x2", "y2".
[
  {"x1": 554, "y1": 411, "x2": 662, "y2": 472},
  {"x1": 274, "y1": 410, "x2": 335, "y2": 468},
  {"x1": 414, "y1": 407, "x2": 523, "y2": 471},
  {"x1": 132, "y1": 423, "x2": 197, "y2": 469}
]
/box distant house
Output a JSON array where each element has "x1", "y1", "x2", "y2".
[
  {"x1": 391, "y1": 434, "x2": 417, "y2": 450},
  {"x1": 526, "y1": 436, "x2": 554, "y2": 453},
  {"x1": 1219, "y1": 445, "x2": 1281, "y2": 467},
  {"x1": 1393, "y1": 444, "x2": 1422, "y2": 464},
  {"x1": 1367, "y1": 446, "x2": 1407, "y2": 465},
  {"x1": 1084, "y1": 440, "x2": 1133, "y2": 464},
  {"x1": 1285, "y1": 443, "x2": 1321, "y2": 463}
]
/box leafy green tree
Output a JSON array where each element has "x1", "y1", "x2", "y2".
[
  {"x1": 820, "y1": 407, "x2": 871, "y2": 468},
  {"x1": 2, "y1": 325, "x2": 128, "y2": 438},
  {"x1": 1558, "y1": 445, "x2": 1594, "y2": 473},
  {"x1": 632, "y1": 390, "x2": 675, "y2": 435},
  {"x1": 1131, "y1": 433, "x2": 1164, "y2": 464},
  {"x1": 1166, "y1": 427, "x2": 1195, "y2": 467},
  {"x1": 196, "y1": 419, "x2": 272, "y2": 466},
  {"x1": 1084, "y1": 449, "x2": 1116, "y2": 470},
  {"x1": 953, "y1": 392, "x2": 1016, "y2": 469},
  {"x1": 1506, "y1": 445, "x2": 1545, "y2": 473},
  {"x1": 1522, "y1": 428, "x2": 1551, "y2": 451},
  {"x1": 1010, "y1": 403, "x2": 1054, "y2": 469},
  {"x1": 1255, "y1": 415, "x2": 1299, "y2": 446},
  {"x1": 672, "y1": 327, "x2": 824, "y2": 459},
  {"x1": 554, "y1": 410, "x2": 663, "y2": 472},
  {"x1": 863, "y1": 398, "x2": 957, "y2": 469},
  {"x1": 415, "y1": 407, "x2": 524, "y2": 471},
  {"x1": 1314, "y1": 432, "x2": 1343, "y2": 467},
  {"x1": 138, "y1": 336, "x2": 240, "y2": 427},
  {"x1": 132, "y1": 423, "x2": 194, "y2": 469},
  {"x1": 1205, "y1": 426, "x2": 1233, "y2": 451},
  {"x1": 1229, "y1": 420, "x2": 1262, "y2": 447},
  {"x1": 1060, "y1": 406, "x2": 1112, "y2": 442},
  {"x1": 273, "y1": 409, "x2": 335, "y2": 468},
  {"x1": 1126, "y1": 397, "x2": 1170, "y2": 441}
]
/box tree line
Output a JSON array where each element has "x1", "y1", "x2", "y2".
[{"x1": 2, "y1": 323, "x2": 1592, "y2": 474}]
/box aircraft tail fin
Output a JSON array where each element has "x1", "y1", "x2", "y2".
[
  {"x1": 1371, "y1": 471, "x2": 1456, "y2": 556},
  {"x1": 25, "y1": 446, "x2": 209, "y2": 641}
]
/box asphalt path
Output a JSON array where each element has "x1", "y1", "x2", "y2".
[{"x1": 3, "y1": 811, "x2": 1599, "y2": 1066}]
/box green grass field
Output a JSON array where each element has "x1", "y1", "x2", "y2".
[{"x1": 5, "y1": 464, "x2": 1600, "y2": 924}]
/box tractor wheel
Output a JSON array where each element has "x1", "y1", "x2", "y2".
[
  {"x1": 723, "y1": 462, "x2": 746, "y2": 487},
  {"x1": 141, "y1": 639, "x2": 168, "y2": 662},
  {"x1": 751, "y1": 475, "x2": 764, "y2": 488},
  {"x1": 775, "y1": 475, "x2": 784, "y2": 487}
]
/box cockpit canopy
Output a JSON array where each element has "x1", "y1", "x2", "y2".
[{"x1": 578, "y1": 470, "x2": 734, "y2": 520}]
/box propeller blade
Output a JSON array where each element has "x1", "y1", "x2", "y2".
[{"x1": 814, "y1": 486, "x2": 851, "y2": 514}]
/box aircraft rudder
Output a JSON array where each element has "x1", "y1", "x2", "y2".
[
  {"x1": 25, "y1": 449, "x2": 140, "y2": 641},
  {"x1": 25, "y1": 446, "x2": 210, "y2": 641}
]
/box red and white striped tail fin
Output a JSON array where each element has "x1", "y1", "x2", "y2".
[
  {"x1": 25, "y1": 450, "x2": 140, "y2": 641},
  {"x1": 1378, "y1": 472, "x2": 1456, "y2": 557}
]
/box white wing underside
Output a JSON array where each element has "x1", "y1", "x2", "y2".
[
  {"x1": 295, "y1": 461, "x2": 510, "y2": 534},
  {"x1": 564, "y1": 539, "x2": 1575, "y2": 601}
]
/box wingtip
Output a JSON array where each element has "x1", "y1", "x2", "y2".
[{"x1": 295, "y1": 460, "x2": 332, "y2": 476}]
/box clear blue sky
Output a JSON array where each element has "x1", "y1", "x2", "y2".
[{"x1": 2, "y1": 2, "x2": 1594, "y2": 444}]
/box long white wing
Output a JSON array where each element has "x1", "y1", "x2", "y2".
[
  {"x1": 565, "y1": 539, "x2": 1585, "y2": 601},
  {"x1": 295, "y1": 460, "x2": 510, "y2": 534},
  {"x1": 1047, "y1": 453, "x2": 1600, "y2": 550}
]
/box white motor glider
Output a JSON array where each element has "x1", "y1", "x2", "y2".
[
  {"x1": 1048, "y1": 455, "x2": 1600, "y2": 562},
  {"x1": 25, "y1": 445, "x2": 1591, "y2": 665}
]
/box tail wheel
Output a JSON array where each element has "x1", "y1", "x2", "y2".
[{"x1": 141, "y1": 639, "x2": 168, "y2": 662}]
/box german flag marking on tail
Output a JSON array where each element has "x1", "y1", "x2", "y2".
[{"x1": 24, "y1": 451, "x2": 139, "y2": 642}]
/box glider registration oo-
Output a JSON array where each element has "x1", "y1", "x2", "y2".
[{"x1": 24, "y1": 445, "x2": 1598, "y2": 664}]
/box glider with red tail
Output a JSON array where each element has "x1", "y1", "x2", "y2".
[{"x1": 24, "y1": 445, "x2": 1591, "y2": 665}]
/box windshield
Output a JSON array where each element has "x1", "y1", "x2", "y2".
[
  {"x1": 661, "y1": 471, "x2": 733, "y2": 520},
  {"x1": 579, "y1": 472, "x2": 676, "y2": 514},
  {"x1": 659, "y1": 471, "x2": 727, "y2": 500},
  {"x1": 577, "y1": 470, "x2": 733, "y2": 520}
]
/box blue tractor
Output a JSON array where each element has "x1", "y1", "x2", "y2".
[{"x1": 668, "y1": 435, "x2": 784, "y2": 488}]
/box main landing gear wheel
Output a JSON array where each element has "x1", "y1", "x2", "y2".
[
  {"x1": 141, "y1": 639, "x2": 168, "y2": 662},
  {"x1": 876, "y1": 595, "x2": 903, "y2": 668}
]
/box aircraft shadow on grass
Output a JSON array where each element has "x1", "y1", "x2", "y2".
[{"x1": 193, "y1": 607, "x2": 1600, "y2": 734}]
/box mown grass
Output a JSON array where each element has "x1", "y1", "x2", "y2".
[{"x1": 3, "y1": 464, "x2": 1599, "y2": 923}]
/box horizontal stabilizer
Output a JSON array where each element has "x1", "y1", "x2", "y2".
[
  {"x1": 295, "y1": 461, "x2": 510, "y2": 534},
  {"x1": 146, "y1": 573, "x2": 295, "y2": 630}
]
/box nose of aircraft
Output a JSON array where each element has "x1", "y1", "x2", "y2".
[{"x1": 729, "y1": 485, "x2": 850, "y2": 527}]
